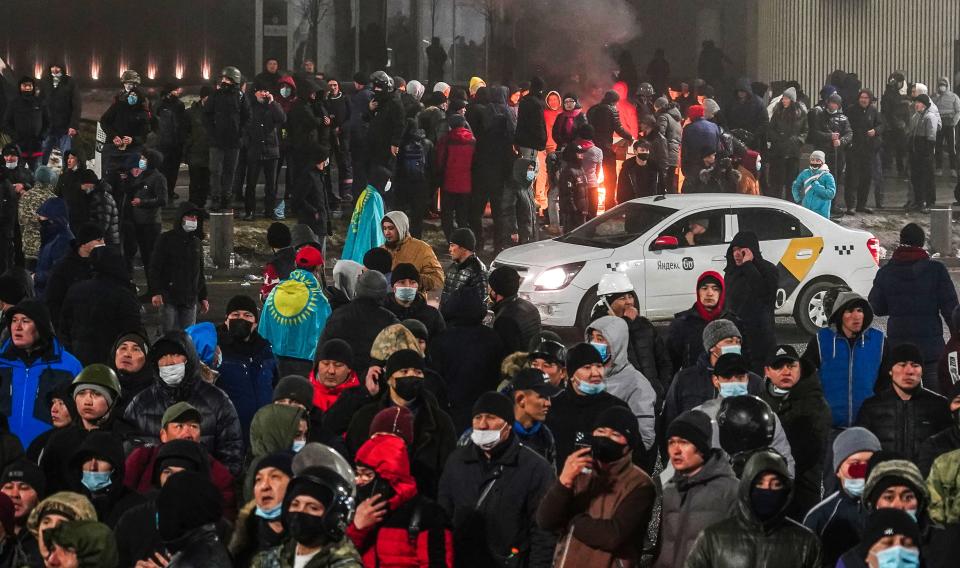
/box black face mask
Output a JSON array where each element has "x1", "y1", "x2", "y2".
[
  {"x1": 393, "y1": 376, "x2": 422, "y2": 401},
  {"x1": 228, "y1": 318, "x2": 253, "y2": 340},
  {"x1": 287, "y1": 511, "x2": 329, "y2": 547},
  {"x1": 750, "y1": 486, "x2": 787, "y2": 521},
  {"x1": 356, "y1": 475, "x2": 397, "y2": 505},
  {"x1": 591, "y1": 435, "x2": 627, "y2": 464}
]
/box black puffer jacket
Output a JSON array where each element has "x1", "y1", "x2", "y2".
[
  {"x1": 367, "y1": 89, "x2": 406, "y2": 166},
  {"x1": 100, "y1": 90, "x2": 151, "y2": 146},
  {"x1": 586, "y1": 93, "x2": 633, "y2": 151},
  {"x1": 84, "y1": 181, "x2": 120, "y2": 245},
  {"x1": 121, "y1": 149, "x2": 167, "y2": 225},
  {"x1": 154, "y1": 93, "x2": 187, "y2": 150},
  {"x1": 203, "y1": 84, "x2": 249, "y2": 149},
  {"x1": 318, "y1": 295, "x2": 399, "y2": 374},
  {"x1": 147, "y1": 201, "x2": 207, "y2": 307},
  {"x1": 2, "y1": 90, "x2": 48, "y2": 153},
  {"x1": 245, "y1": 99, "x2": 286, "y2": 160},
  {"x1": 164, "y1": 525, "x2": 232, "y2": 568},
  {"x1": 491, "y1": 295, "x2": 542, "y2": 355},
  {"x1": 724, "y1": 232, "x2": 778, "y2": 372},
  {"x1": 685, "y1": 451, "x2": 822, "y2": 568},
  {"x1": 123, "y1": 331, "x2": 244, "y2": 475},
  {"x1": 59, "y1": 247, "x2": 141, "y2": 366},
  {"x1": 440, "y1": 255, "x2": 487, "y2": 312},
  {"x1": 917, "y1": 424, "x2": 960, "y2": 477},
  {"x1": 767, "y1": 103, "x2": 808, "y2": 158},
  {"x1": 39, "y1": 69, "x2": 82, "y2": 134},
  {"x1": 855, "y1": 386, "x2": 952, "y2": 463}
]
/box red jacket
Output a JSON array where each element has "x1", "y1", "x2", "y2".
[
  {"x1": 124, "y1": 444, "x2": 238, "y2": 519},
  {"x1": 435, "y1": 126, "x2": 475, "y2": 194},
  {"x1": 309, "y1": 370, "x2": 361, "y2": 412},
  {"x1": 347, "y1": 435, "x2": 453, "y2": 567}
]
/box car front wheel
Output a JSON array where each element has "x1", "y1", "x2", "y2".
[{"x1": 793, "y1": 280, "x2": 840, "y2": 335}]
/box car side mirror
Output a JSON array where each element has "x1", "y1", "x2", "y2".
[{"x1": 651, "y1": 235, "x2": 679, "y2": 250}]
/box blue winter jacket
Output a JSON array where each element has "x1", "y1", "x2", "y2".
[
  {"x1": 680, "y1": 118, "x2": 722, "y2": 176},
  {"x1": 0, "y1": 337, "x2": 83, "y2": 448},
  {"x1": 35, "y1": 197, "x2": 75, "y2": 296},
  {"x1": 214, "y1": 324, "x2": 279, "y2": 442},
  {"x1": 792, "y1": 165, "x2": 837, "y2": 219},
  {"x1": 869, "y1": 247, "x2": 959, "y2": 363},
  {"x1": 817, "y1": 326, "x2": 884, "y2": 428}
]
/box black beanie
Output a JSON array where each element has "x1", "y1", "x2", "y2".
[
  {"x1": 152, "y1": 439, "x2": 208, "y2": 486},
  {"x1": 888, "y1": 343, "x2": 923, "y2": 365},
  {"x1": 385, "y1": 349, "x2": 424, "y2": 378},
  {"x1": 226, "y1": 295, "x2": 259, "y2": 317},
  {"x1": 363, "y1": 247, "x2": 394, "y2": 274},
  {"x1": 566, "y1": 342, "x2": 604, "y2": 376},
  {"x1": 450, "y1": 227, "x2": 476, "y2": 251},
  {"x1": 315, "y1": 339, "x2": 354, "y2": 369},
  {"x1": 272, "y1": 375, "x2": 314, "y2": 407},
  {"x1": 666, "y1": 410, "x2": 713, "y2": 457},
  {"x1": 488, "y1": 266, "x2": 521, "y2": 297},
  {"x1": 267, "y1": 222, "x2": 292, "y2": 248},
  {"x1": 0, "y1": 275, "x2": 26, "y2": 306},
  {"x1": 900, "y1": 223, "x2": 925, "y2": 247},
  {"x1": 391, "y1": 263, "x2": 420, "y2": 286},
  {"x1": 401, "y1": 318, "x2": 429, "y2": 341},
  {"x1": 158, "y1": 472, "x2": 222, "y2": 543},
  {"x1": 1, "y1": 460, "x2": 46, "y2": 498},
  {"x1": 256, "y1": 451, "x2": 295, "y2": 478},
  {"x1": 592, "y1": 405, "x2": 640, "y2": 450},
  {"x1": 859, "y1": 509, "x2": 921, "y2": 554},
  {"x1": 74, "y1": 223, "x2": 104, "y2": 246},
  {"x1": 472, "y1": 391, "x2": 514, "y2": 424}
]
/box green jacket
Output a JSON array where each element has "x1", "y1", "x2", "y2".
[
  {"x1": 251, "y1": 537, "x2": 362, "y2": 568},
  {"x1": 928, "y1": 447, "x2": 960, "y2": 525}
]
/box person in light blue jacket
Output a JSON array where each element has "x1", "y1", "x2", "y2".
[{"x1": 792, "y1": 150, "x2": 837, "y2": 219}]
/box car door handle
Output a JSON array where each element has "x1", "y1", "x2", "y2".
[
  {"x1": 711, "y1": 256, "x2": 725, "y2": 262},
  {"x1": 795, "y1": 249, "x2": 813, "y2": 259}
]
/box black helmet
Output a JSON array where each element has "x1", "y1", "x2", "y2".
[
  {"x1": 717, "y1": 395, "x2": 776, "y2": 457},
  {"x1": 638, "y1": 82, "x2": 655, "y2": 97},
  {"x1": 284, "y1": 443, "x2": 356, "y2": 544},
  {"x1": 529, "y1": 339, "x2": 567, "y2": 365},
  {"x1": 369, "y1": 70, "x2": 393, "y2": 92}
]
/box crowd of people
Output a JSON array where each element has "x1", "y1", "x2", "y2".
[{"x1": 0, "y1": 53, "x2": 959, "y2": 568}]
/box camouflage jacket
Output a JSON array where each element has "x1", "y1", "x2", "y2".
[
  {"x1": 928, "y1": 447, "x2": 960, "y2": 525},
  {"x1": 251, "y1": 536, "x2": 362, "y2": 568},
  {"x1": 17, "y1": 183, "x2": 57, "y2": 259}
]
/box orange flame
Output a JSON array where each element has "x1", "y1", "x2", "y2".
[
  {"x1": 33, "y1": 62, "x2": 43, "y2": 80},
  {"x1": 90, "y1": 56, "x2": 100, "y2": 81},
  {"x1": 174, "y1": 54, "x2": 185, "y2": 80},
  {"x1": 597, "y1": 168, "x2": 606, "y2": 215},
  {"x1": 201, "y1": 59, "x2": 210, "y2": 81},
  {"x1": 146, "y1": 57, "x2": 157, "y2": 80}
]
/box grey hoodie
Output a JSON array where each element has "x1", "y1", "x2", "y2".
[
  {"x1": 933, "y1": 77, "x2": 960, "y2": 127},
  {"x1": 587, "y1": 316, "x2": 657, "y2": 450}
]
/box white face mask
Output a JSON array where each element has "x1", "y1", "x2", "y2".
[
  {"x1": 182, "y1": 219, "x2": 198, "y2": 232},
  {"x1": 4, "y1": 159, "x2": 17, "y2": 170},
  {"x1": 159, "y1": 362, "x2": 186, "y2": 385},
  {"x1": 470, "y1": 426, "x2": 505, "y2": 451}
]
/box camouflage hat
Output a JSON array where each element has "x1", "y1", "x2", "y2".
[
  {"x1": 221, "y1": 66, "x2": 242, "y2": 84},
  {"x1": 120, "y1": 70, "x2": 141, "y2": 84}
]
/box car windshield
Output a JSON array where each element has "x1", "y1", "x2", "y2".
[{"x1": 557, "y1": 202, "x2": 676, "y2": 249}]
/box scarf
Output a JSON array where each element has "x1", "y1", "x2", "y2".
[{"x1": 309, "y1": 371, "x2": 360, "y2": 411}]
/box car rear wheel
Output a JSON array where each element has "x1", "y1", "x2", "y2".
[{"x1": 793, "y1": 280, "x2": 839, "y2": 335}]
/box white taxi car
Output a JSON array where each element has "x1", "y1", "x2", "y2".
[{"x1": 492, "y1": 194, "x2": 880, "y2": 334}]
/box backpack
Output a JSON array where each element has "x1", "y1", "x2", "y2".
[{"x1": 399, "y1": 137, "x2": 427, "y2": 181}]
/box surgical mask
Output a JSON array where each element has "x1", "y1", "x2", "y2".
[
  {"x1": 471, "y1": 426, "x2": 505, "y2": 451},
  {"x1": 395, "y1": 286, "x2": 418, "y2": 303},
  {"x1": 138, "y1": 158, "x2": 148, "y2": 170},
  {"x1": 182, "y1": 219, "x2": 198, "y2": 232},
  {"x1": 291, "y1": 440, "x2": 306, "y2": 453},
  {"x1": 4, "y1": 160, "x2": 16, "y2": 170},
  {"x1": 81, "y1": 470, "x2": 112, "y2": 492},
  {"x1": 873, "y1": 546, "x2": 920, "y2": 568},
  {"x1": 124, "y1": 83, "x2": 135, "y2": 92},
  {"x1": 578, "y1": 379, "x2": 606, "y2": 396},
  {"x1": 756, "y1": 161, "x2": 762, "y2": 173},
  {"x1": 770, "y1": 384, "x2": 790, "y2": 396},
  {"x1": 51, "y1": 72, "x2": 62, "y2": 79},
  {"x1": 255, "y1": 503, "x2": 282, "y2": 520},
  {"x1": 718, "y1": 381, "x2": 748, "y2": 398},
  {"x1": 842, "y1": 477, "x2": 865, "y2": 497},
  {"x1": 905, "y1": 508, "x2": 918, "y2": 522},
  {"x1": 938, "y1": 85, "x2": 947, "y2": 94},
  {"x1": 127, "y1": 94, "x2": 139, "y2": 106},
  {"x1": 720, "y1": 345, "x2": 742, "y2": 355},
  {"x1": 525, "y1": 170, "x2": 536, "y2": 183},
  {"x1": 280, "y1": 86, "x2": 292, "y2": 98},
  {"x1": 590, "y1": 342, "x2": 609, "y2": 362},
  {"x1": 159, "y1": 362, "x2": 186, "y2": 386}
]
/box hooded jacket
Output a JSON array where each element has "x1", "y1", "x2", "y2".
[
  {"x1": 767, "y1": 91, "x2": 809, "y2": 158},
  {"x1": 318, "y1": 280, "x2": 399, "y2": 374},
  {"x1": 680, "y1": 117, "x2": 722, "y2": 176},
  {"x1": 100, "y1": 88, "x2": 151, "y2": 147},
  {"x1": 792, "y1": 163, "x2": 837, "y2": 219},
  {"x1": 665, "y1": 271, "x2": 741, "y2": 372},
  {"x1": 34, "y1": 197, "x2": 74, "y2": 296},
  {"x1": 260, "y1": 268, "x2": 332, "y2": 362},
  {"x1": 725, "y1": 78, "x2": 769, "y2": 137},
  {"x1": 435, "y1": 124, "x2": 475, "y2": 194},
  {"x1": 148, "y1": 200, "x2": 207, "y2": 305},
  {"x1": 123, "y1": 331, "x2": 244, "y2": 475},
  {"x1": 515, "y1": 89, "x2": 547, "y2": 151},
  {"x1": 69, "y1": 431, "x2": 146, "y2": 527},
  {"x1": 933, "y1": 77, "x2": 960, "y2": 126},
  {"x1": 215, "y1": 321, "x2": 279, "y2": 442},
  {"x1": 0, "y1": 300, "x2": 83, "y2": 448},
  {"x1": 39, "y1": 65, "x2": 82, "y2": 134},
  {"x1": 154, "y1": 91, "x2": 187, "y2": 151},
  {"x1": 805, "y1": 291, "x2": 885, "y2": 428},
  {"x1": 586, "y1": 317, "x2": 657, "y2": 450},
  {"x1": 2, "y1": 83, "x2": 48, "y2": 154},
  {"x1": 382, "y1": 211, "x2": 444, "y2": 292},
  {"x1": 723, "y1": 232, "x2": 779, "y2": 371},
  {"x1": 685, "y1": 451, "x2": 822, "y2": 568},
  {"x1": 653, "y1": 451, "x2": 739, "y2": 568},
  {"x1": 121, "y1": 148, "x2": 168, "y2": 225},
  {"x1": 870, "y1": 244, "x2": 958, "y2": 363}
]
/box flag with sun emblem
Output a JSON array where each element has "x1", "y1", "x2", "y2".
[
  {"x1": 342, "y1": 185, "x2": 385, "y2": 263},
  {"x1": 259, "y1": 269, "x2": 332, "y2": 361}
]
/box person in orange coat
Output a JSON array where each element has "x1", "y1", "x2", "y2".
[{"x1": 737, "y1": 150, "x2": 762, "y2": 195}]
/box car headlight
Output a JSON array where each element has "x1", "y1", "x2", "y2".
[{"x1": 533, "y1": 262, "x2": 585, "y2": 291}]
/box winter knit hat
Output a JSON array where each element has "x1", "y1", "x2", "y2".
[
  {"x1": 809, "y1": 150, "x2": 826, "y2": 163},
  {"x1": 45, "y1": 520, "x2": 118, "y2": 568},
  {"x1": 369, "y1": 406, "x2": 415, "y2": 447},
  {"x1": 654, "y1": 96, "x2": 669, "y2": 109},
  {"x1": 864, "y1": 459, "x2": 928, "y2": 509},
  {"x1": 1, "y1": 460, "x2": 46, "y2": 499},
  {"x1": 362, "y1": 247, "x2": 394, "y2": 274},
  {"x1": 702, "y1": 318, "x2": 741, "y2": 351},
  {"x1": 450, "y1": 227, "x2": 476, "y2": 251},
  {"x1": 593, "y1": 405, "x2": 640, "y2": 450},
  {"x1": 702, "y1": 98, "x2": 720, "y2": 119},
  {"x1": 267, "y1": 222, "x2": 292, "y2": 248},
  {"x1": 488, "y1": 266, "x2": 521, "y2": 297},
  {"x1": 687, "y1": 104, "x2": 705, "y2": 120},
  {"x1": 315, "y1": 339, "x2": 354, "y2": 369},
  {"x1": 472, "y1": 391, "x2": 515, "y2": 425},
  {"x1": 272, "y1": 375, "x2": 314, "y2": 408},
  {"x1": 828, "y1": 93, "x2": 843, "y2": 106},
  {"x1": 832, "y1": 426, "x2": 882, "y2": 472},
  {"x1": 401, "y1": 318, "x2": 429, "y2": 341},
  {"x1": 900, "y1": 223, "x2": 925, "y2": 247},
  {"x1": 859, "y1": 509, "x2": 921, "y2": 553},
  {"x1": 385, "y1": 349, "x2": 424, "y2": 378},
  {"x1": 915, "y1": 93, "x2": 932, "y2": 108},
  {"x1": 667, "y1": 410, "x2": 713, "y2": 458},
  {"x1": 153, "y1": 439, "x2": 208, "y2": 486},
  {"x1": 26, "y1": 491, "x2": 96, "y2": 537},
  {"x1": 887, "y1": 343, "x2": 923, "y2": 365},
  {"x1": 391, "y1": 263, "x2": 420, "y2": 286},
  {"x1": 226, "y1": 295, "x2": 259, "y2": 317},
  {"x1": 448, "y1": 114, "x2": 467, "y2": 129},
  {"x1": 256, "y1": 451, "x2": 295, "y2": 478},
  {"x1": 782, "y1": 87, "x2": 797, "y2": 102},
  {"x1": 356, "y1": 270, "x2": 390, "y2": 300},
  {"x1": 565, "y1": 342, "x2": 604, "y2": 376}
]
